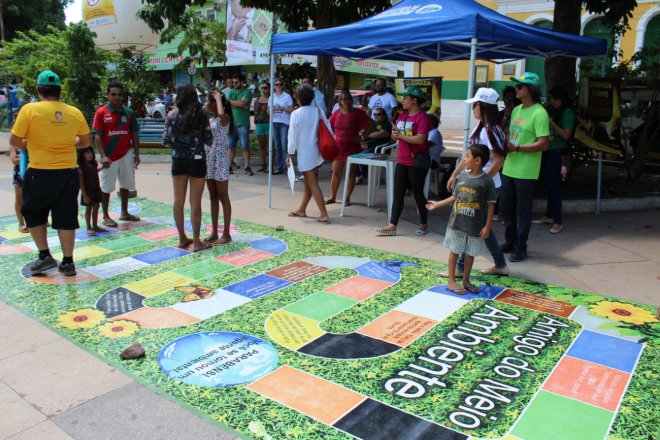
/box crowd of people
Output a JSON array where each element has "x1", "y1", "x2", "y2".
[{"x1": 8, "y1": 69, "x2": 574, "y2": 292}]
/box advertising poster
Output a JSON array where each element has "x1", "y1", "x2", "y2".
[
  {"x1": 83, "y1": 0, "x2": 117, "y2": 27},
  {"x1": 226, "y1": 0, "x2": 256, "y2": 63},
  {"x1": 574, "y1": 77, "x2": 623, "y2": 155},
  {"x1": 395, "y1": 77, "x2": 443, "y2": 115}
]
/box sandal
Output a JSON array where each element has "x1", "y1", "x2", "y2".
[
  {"x1": 463, "y1": 283, "x2": 480, "y2": 294},
  {"x1": 446, "y1": 286, "x2": 467, "y2": 294},
  {"x1": 325, "y1": 199, "x2": 336, "y2": 205},
  {"x1": 103, "y1": 218, "x2": 118, "y2": 227},
  {"x1": 375, "y1": 227, "x2": 396, "y2": 236},
  {"x1": 118, "y1": 213, "x2": 140, "y2": 221}
]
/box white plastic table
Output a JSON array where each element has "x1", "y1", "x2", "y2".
[{"x1": 340, "y1": 154, "x2": 396, "y2": 219}]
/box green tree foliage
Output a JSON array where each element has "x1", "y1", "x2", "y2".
[
  {"x1": 65, "y1": 22, "x2": 111, "y2": 120},
  {"x1": 545, "y1": 0, "x2": 638, "y2": 96},
  {"x1": 1, "y1": 26, "x2": 69, "y2": 99},
  {"x1": 0, "y1": 0, "x2": 71, "y2": 41},
  {"x1": 161, "y1": 11, "x2": 227, "y2": 91},
  {"x1": 111, "y1": 48, "x2": 161, "y2": 118}
]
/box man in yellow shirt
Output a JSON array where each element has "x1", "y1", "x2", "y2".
[{"x1": 9, "y1": 70, "x2": 91, "y2": 276}]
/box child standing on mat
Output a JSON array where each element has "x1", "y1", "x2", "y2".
[
  {"x1": 78, "y1": 146, "x2": 106, "y2": 236},
  {"x1": 426, "y1": 144, "x2": 497, "y2": 294}
]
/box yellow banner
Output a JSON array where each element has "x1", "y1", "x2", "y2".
[{"x1": 83, "y1": 0, "x2": 117, "y2": 27}]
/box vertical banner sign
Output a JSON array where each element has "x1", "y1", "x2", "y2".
[
  {"x1": 83, "y1": 0, "x2": 117, "y2": 27},
  {"x1": 226, "y1": 0, "x2": 255, "y2": 62},
  {"x1": 574, "y1": 77, "x2": 623, "y2": 155},
  {"x1": 395, "y1": 77, "x2": 443, "y2": 115}
]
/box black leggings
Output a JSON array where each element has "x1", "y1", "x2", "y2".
[{"x1": 390, "y1": 163, "x2": 428, "y2": 225}]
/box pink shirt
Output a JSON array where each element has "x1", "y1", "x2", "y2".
[{"x1": 395, "y1": 111, "x2": 431, "y2": 166}]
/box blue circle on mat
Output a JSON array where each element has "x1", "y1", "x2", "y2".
[{"x1": 158, "y1": 332, "x2": 279, "y2": 387}]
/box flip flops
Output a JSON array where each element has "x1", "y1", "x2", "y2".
[
  {"x1": 103, "y1": 218, "x2": 118, "y2": 227},
  {"x1": 375, "y1": 227, "x2": 397, "y2": 236},
  {"x1": 118, "y1": 214, "x2": 140, "y2": 221},
  {"x1": 463, "y1": 283, "x2": 480, "y2": 294},
  {"x1": 446, "y1": 286, "x2": 467, "y2": 294},
  {"x1": 288, "y1": 212, "x2": 307, "y2": 218},
  {"x1": 325, "y1": 199, "x2": 336, "y2": 205}
]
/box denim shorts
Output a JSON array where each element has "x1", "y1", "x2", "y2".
[{"x1": 228, "y1": 125, "x2": 250, "y2": 150}]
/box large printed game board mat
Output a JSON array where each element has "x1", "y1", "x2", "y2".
[{"x1": 0, "y1": 198, "x2": 658, "y2": 440}]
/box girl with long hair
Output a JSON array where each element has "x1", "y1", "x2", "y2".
[
  {"x1": 445, "y1": 88, "x2": 509, "y2": 276},
  {"x1": 163, "y1": 83, "x2": 212, "y2": 252},
  {"x1": 204, "y1": 90, "x2": 235, "y2": 244}
]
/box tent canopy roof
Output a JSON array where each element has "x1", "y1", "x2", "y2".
[{"x1": 271, "y1": 0, "x2": 606, "y2": 61}]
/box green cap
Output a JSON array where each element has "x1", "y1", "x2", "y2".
[
  {"x1": 510, "y1": 72, "x2": 541, "y2": 88},
  {"x1": 397, "y1": 85, "x2": 426, "y2": 100},
  {"x1": 37, "y1": 70, "x2": 61, "y2": 87}
]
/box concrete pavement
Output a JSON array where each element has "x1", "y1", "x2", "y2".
[{"x1": 0, "y1": 101, "x2": 659, "y2": 440}]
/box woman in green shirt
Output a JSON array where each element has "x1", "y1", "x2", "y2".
[{"x1": 533, "y1": 85, "x2": 576, "y2": 234}]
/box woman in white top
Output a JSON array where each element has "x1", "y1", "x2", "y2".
[
  {"x1": 286, "y1": 84, "x2": 329, "y2": 223},
  {"x1": 446, "y1": 88, "x2": 509, "y2": 276},
  {"x1": 271, "y1": 80, "x2": 294, "y2": 174}
]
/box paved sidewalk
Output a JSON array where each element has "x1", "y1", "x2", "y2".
[{"x1": 0, "y1": 102, "x2": 659, "y2": 440}]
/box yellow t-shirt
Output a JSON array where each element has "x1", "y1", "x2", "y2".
[{"x1": 11, "y1": 101, "x2": 90, "y2": 170}]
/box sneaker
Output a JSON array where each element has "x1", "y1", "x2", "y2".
[
  {"x1": 29, "y1": 255, "x2": 58, "y2": 275},
  {"x1": 232, "y1": 161, "x2": 240, "y2": 170},
  {"x1": 532, "y1": 216, "x2": 553, "y2": 225},
  {"x1": 244, "y1": 167, "x2": 254, "y2": 176},
  {"x1": 480, "y1": 265, "x2": 510, "y2": 275},
  {"x1": 500, "y1": 242, "x2": 515, "y2": 253},
  {"x1": 296, "y1": 175, "x2": 305, "y2": 181},
  {"x1": 58, "y1": 261, "x2": 77, "y2": 277},
  {"x1": 509, "y1": 250, "x2": 527, "y2": 263},
  {"x1": 229, "y1": 167, "x2": 234, "y2": 175}
]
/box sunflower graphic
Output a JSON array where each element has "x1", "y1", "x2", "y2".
[
  {"x1": 99, "y1": 320, "x2": 140, "y2": 339},
  {"x1": 57, "y1": 309, "x2": 106, "y2": 330},
  {"x1": 589, "y1": 301, "x2": 659, "y2": 325}
]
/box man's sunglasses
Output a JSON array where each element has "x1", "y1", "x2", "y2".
[{"x1": 109, "y1": 92, "x2": 123, "y2": 97}]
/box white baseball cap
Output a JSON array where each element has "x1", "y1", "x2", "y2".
[{"x1": 465, "y1": 87, "x2": 499, "y2": 105}]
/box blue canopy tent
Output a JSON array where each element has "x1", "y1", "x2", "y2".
[{"x1": 264, "y1": 0, "x2": 607, "y2": 209}]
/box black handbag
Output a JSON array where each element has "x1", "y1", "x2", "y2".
[{"x1": 413, "y1": 152, "x2": 432, "y2": 169}]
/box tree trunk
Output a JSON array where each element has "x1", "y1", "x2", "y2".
[
  {"x1": 546, "y1": 0, "x2": 582, "y2": 98},
  {"x1": 315, "y1": 0, "x2": 335, "y2": 114},
  {"x1": 203, "y1": 58, "x2": 211, "y2": 92}
]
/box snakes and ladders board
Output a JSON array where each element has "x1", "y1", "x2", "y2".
[{"x1": 0, "y1": 199, "x2": 657, "y2": 440}]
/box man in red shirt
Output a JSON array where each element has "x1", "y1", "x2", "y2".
[{"x1": 93, "y1": 82, "x2": 141, "y2": 226}]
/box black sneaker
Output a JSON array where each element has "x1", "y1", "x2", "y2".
[
  {"x1": 232, "y1": 161, "x2": 240, "y2": 170},
  {"x1": 29, "y1": 255, "x2": 58, "y2": 275},
  {"x1": 244, "y1": 167, "x2": 254, "y2": 176},
  {"x1": 509, "y1": 250, "x2": 527, "y2": 263},
  {"x1": 58, "y1": 261, "x2": 77, "y2": 277},
  {"x1": 500, "y1": 242, "x2": 515, "y2": 253},
  {"x1": 229, "y1": 167, "x2": 234, "y2": 175}
]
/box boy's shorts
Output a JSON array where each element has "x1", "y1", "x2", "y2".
[{"x1": 21, "y1": 168, "x2": 80, "y2": 230}]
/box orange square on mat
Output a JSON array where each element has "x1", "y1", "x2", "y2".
[
  {"x1": 0, "y1": 244, "x2": 31, "y2": 255},
  {"x1": 248, "y1": 366, "x2": 366, "y2": 425},
  {"x1": 215, "y1": 248, "x2": 273, "y2": 267},
  {"x1": 543, "y1": 356, "x2": 629, "y2": 411},
  {"x1": 111, "y1": 307, "x2": 199, "y2": 329},
  {"x1": 325, "y1": 276, "x2": 392, "y2": 301},
  {"x1": 358, "y1": 310, "x2": 437, "y2": 347},
  {"x1": 138, "y1": 228, "x2": 179, "y2": 241}
]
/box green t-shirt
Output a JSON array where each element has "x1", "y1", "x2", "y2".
[
  {"x1": 503, "y1": 103, "x2": 549, "y2": 180},
  {"x1": 227, "y1": 87, "x2": 253, "y2": 127},
  {"x1": 549, "y1": 107, "x2": 576, "y2": 151}
]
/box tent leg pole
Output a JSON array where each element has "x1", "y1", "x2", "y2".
[
  {"x1": 267, "y1": 17, "x2": 278, "y2": 209},
  {"x1": 596, "y1": 152, "x2": 602, "y2": 214},
  {"x1": 463, "y1": 37, "x2": 478, "y2": 153}
]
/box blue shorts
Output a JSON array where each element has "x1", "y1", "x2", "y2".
[{"x1": 228, "y1": 125, "x2": 250, "y2": 150}]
